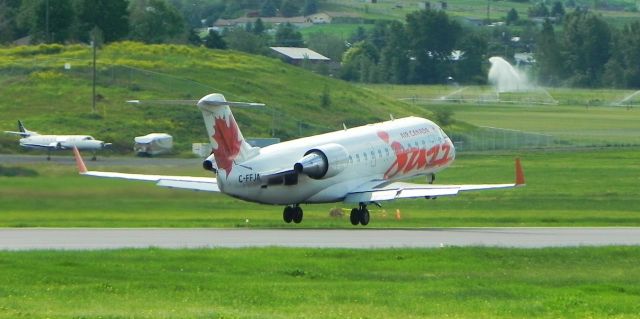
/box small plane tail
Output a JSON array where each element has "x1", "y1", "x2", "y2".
[
  {"x1": 18, "y1": 120, "x2": 26, "y2": 133},
  {"x1": 4, "y1": 120, "x2": 36, "y2": 137},
  {"x1": 197, "y1": 93, "x2": 263, "y2": 178}
]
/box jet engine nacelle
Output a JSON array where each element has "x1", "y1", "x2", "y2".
[
  {"x1": 294, "y1": 143, "x2": 349, "y2": 179},
  {"x1": 202, "y1": 153, "x2": 217, "y2": 173}
]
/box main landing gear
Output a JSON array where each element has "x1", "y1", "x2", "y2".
[
  {"x1": 281, "y1": 203, "x2": 371, "y2": 226},
  {"x1": 283, "y1": 205, "x2": 303, "y2": 224},
  {"x1": 350, "y1": 203, "x2": 370, "y2": 226}
]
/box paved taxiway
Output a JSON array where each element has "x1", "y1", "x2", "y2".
[
  {"x1": 1, "y1": 228, "x2": 639, "y2": 250},
  {"x1": 0, "y1": 154, "x2": 201, "y2": 167}
]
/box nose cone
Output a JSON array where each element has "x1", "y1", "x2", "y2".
[{"x1": 92, "y1": 140, "x2": 111, "y2": 149}]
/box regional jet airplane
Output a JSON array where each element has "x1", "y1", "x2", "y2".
[
  {"x1": 73, "y1": 93, "x2": 525, "y2": 226},
  {"x1": 5, "y1": 120, "x2": 111, "y2": 160}
]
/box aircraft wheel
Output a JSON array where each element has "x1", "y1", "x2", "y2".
[
  {"x1": 359, "y1": 208, "x2": 370, "y2": 226},
  {"x1": 292, "y1": 206, "x2": 303, "y2": 224},
  {"x1": 350, "y1": 208, "x2": 360, "y2": 225},
  {"x1": 283, "y1": 206, "x2": 293, "y2": 223}
]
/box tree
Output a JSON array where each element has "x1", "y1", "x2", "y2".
[
  {"x1": 303, "y1": 0, "x2": 318, "y2": 16},
  {"x1": 368, "y1": 20, "x2": 389, "y2": 50},
  {"x1": 76, "y1": 0, "x2": 129, "y2": 43},
  {"x1": 274, "y1": 22, "x2": 303, "y2": 47},
  {"x1": 0, "y1": 0, "x2": 21, "y2": 43},
  {"x1": 253, "y1": 18, "x2": 265, "y2": 35},
  {"x1": 306, "y1": 31, "x2": 346, "y2": 61},
  {"x1": 129, "y1": 0, "x2": 185, "y2": 44},
  {"x1": 454, "y1": 31, "x2": 488, "y2": 84},
  {"x1": 506, "y1": 8, "x2": 519, "y2": 25},
  {"x1": 562, "y1": 10, "x2": 611, "y2": 86},
  {"x1": 528, "y1": 3, "x2": 549, "y2": 17},
  {"x1": 349, "y1": 26, "x2": 367, "y2": 44},
  {"x1": 260, "y1": 0, "x2": 277, "y2": 17},
  {"x1": 405, "y1": 9, "x2": 461, "y2": 83},
  {"x1": 224, "y1": 28, "x2": 268, "y2": 54},
  {"x1": 616, "y1": 21, "x2": 640, "y2": 87},
  {"x1": 551, "y1": 1, "x2": 565, "y2": 20},
  {"x1": 187, "y1": 28, "x2": 202, "y2": 46},
  {"x1": 602, "y1": 58, "x2": 626, "y2": 88},
  {"x1": 204, "y1": 29, "x2": 226, "y2": 49},
  {"x1": 17, "y1": 0, "x2": 75, "y2": 43},
  {"x1": 340, "y1": 41, "x2": 379, "y2": 82},
  {"x1": 280, "y1": 0, "x2": 300, "y2": 17},
  {"x1": 378, "y1": 21, "x2": 409, "y2": 84},
  {"x1": 535, "y1": 19, "x2": 563, "y2": 85}
]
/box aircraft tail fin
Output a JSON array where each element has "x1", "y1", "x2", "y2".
[
  {"x1": 18, "y1": 120, "x2": 26, "y2": 133},
  {"x1": 197, "y1": 93, "x2": 263, "y2": 178}
]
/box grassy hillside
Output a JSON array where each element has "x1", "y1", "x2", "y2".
[{"x1": 0, "y1": 42, "x2": 431, "y2": 153}]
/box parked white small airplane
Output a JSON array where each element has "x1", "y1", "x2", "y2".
[
  {"x1": 73, "y1": 93, "x2": 525, "y2": 226},
  {"x1": 5, "y1": 120, "x2": 111, "y2": 160}
]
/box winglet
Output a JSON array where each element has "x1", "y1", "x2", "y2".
[
  {"x1": 515, "y1": 158, "x2": 525, "y2": 186},
  {"x1": 72, "y1": 146, "x2": 87, "y2": 174}
]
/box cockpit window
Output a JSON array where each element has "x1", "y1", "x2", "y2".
[{"x1": 83, "y1": 136, "x2": 94, "y2": 140}]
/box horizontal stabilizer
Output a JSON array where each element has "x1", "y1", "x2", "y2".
[
  {"x1": 127, "y1": 99, "x2": 265, "y2": 108},
  {"x1": 126, "y1": 99, "x2": 198, "y2": 105},
  {"x1": 4, "y1": 130, "x2": 26, "y2": 135},
  {"x1": 200, "y1": 100, "x2": 265, "y2": 108}
]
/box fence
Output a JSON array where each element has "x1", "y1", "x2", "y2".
[{"x1": 451, "y1": 126, "x2": 554, "y2": 152}]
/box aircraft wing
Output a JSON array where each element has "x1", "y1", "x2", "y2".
[
  {"x1": 344, "y1": 158, "x2": 525, "y2": 204},
  {"x1": 72, "y1": 147, "x2": 219, "y2": 192}
]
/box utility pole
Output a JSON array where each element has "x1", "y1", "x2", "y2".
[
  {"x1": 486, "y1": 0, "x2": 491, "y2": 24},
  {"x1": 91, "y1": 28, "x2": 101, "y2": 113},
  {"x1": 45, "y1": 0, "x2": 50, "y2": 43},
  {"x1": 92, "y1": 36, "x2": 96, "y2": 113}
]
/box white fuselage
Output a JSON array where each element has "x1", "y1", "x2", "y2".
[
  {"x1": 218, "y1": 117, "x2": 455, "y2": 205},
  {"x1": 20, "y1": 135, "x2": 107, "y2": 151}
]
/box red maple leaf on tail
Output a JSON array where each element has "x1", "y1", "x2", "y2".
[{"x1": 211, "y1": 114, "x2": 242, "y2": 177}]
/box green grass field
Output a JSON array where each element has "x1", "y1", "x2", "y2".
[
  {"x1": 325, "y1": 0, "x2": 532, "y2": 20},
  {"x1": 364, "y1": 84, "x2": 640, "y2": 147},
  {"x1": 299, "y1": 23, "x2": 370, "y2": 40},
  {"x1": 323, "y1": 0, "x2": 640, "y2": 22},
  {"x1": 1, "y1": 246, "x2": 639, "y2": 318},
  {"x1": 1, "y1": 148, "x2": 638, "y2": 228}
]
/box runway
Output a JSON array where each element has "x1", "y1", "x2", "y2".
[{"x1": 1, "y1": 228, "x2": 639, "y2": 250}]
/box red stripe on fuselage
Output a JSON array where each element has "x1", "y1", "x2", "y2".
[{"x1": 379, "y1": 129, "x2": 453, "y2": 179}]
